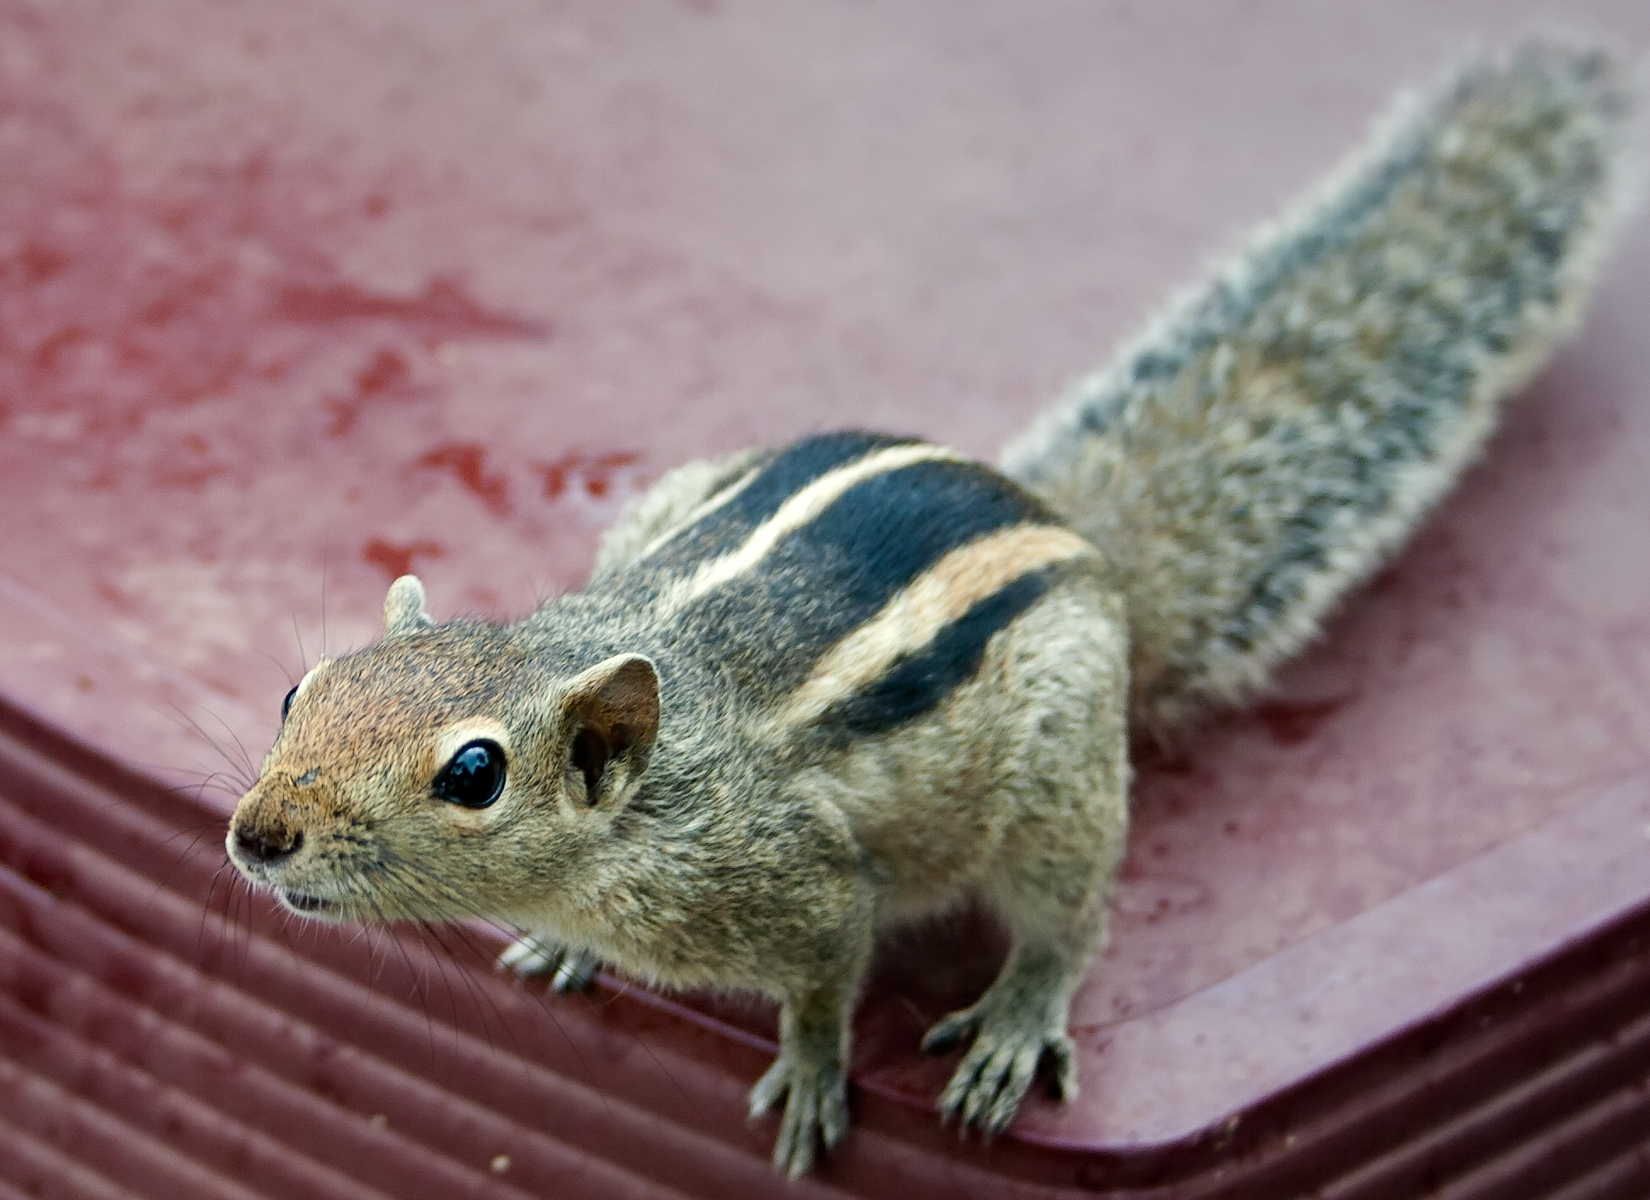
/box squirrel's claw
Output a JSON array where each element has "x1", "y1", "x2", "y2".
[
  {"x1": 918, "y1": 1008, "x2": 980, "y2": 1056},
  {"x1": 749, "y1": 1053, "x2": 848, "y2": 1178},
  {"x1": 496, "y1": 935, "x2": 555, "y2": 975},
  {"x1": 496, "y1": 935, "x2": 599, "y2": 992},
  {"x1": 929, "y1": 1006, "x2": 1077, "y2": 1137},
  {"x1": 550, "y1": 951, "x2": 599, "y2": 992}
]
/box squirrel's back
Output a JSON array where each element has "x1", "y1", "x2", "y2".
[{"x1": 1001, "y1": 42, "x2": 1633, "y2": 735}]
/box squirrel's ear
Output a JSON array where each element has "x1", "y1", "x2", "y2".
[
  {"x1": 559, "y1": 653, "x2": 660, "y2": 808},
  {"x1": 383, "y1": 575, "x2": 434, "y2": 637}
]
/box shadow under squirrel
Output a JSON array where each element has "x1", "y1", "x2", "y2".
[{"x1": 226, "y1": 41, "x2": 1633, "y2": 1177}]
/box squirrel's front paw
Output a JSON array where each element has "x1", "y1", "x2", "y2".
[
  {"x1": 496, "y1": 935, "x2": 600, "y2": 992},
  {"x1": 748, "y1": 1052, "x2": 849, "y2": 1178},
  {"x1": 923, "y1": 1006, "x2": 1076, "y2": 1137}
]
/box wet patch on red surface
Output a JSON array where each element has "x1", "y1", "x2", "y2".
[
  {"x1": 0, "y1": 134, "x2": 547, "y2": 490},
  {"x1": 276, "y1": 277, "x2": 549, "y2": 340},
  {"x1": 416, "y1": 442, "x2": 514, "y2": 517},
  {"x1": 537, "y1": 451, "x2": 643, "y2": 500},
  {"x1": 0, "y1": 2, "x2": 613, "y2": 743},
  {"x1": 360, "y1": 538, "x2": 445, "y2": 584},
  {"x1": 324, "y1": 349, "x2": 420, "y2": 436},
  {"x1": 1251, "y1": 697, "x2": 1356, "y2": 747}
]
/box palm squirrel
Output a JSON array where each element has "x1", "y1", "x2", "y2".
[{"x1": 226, "y1": 43, "x2": 1631, "y2": 1177}]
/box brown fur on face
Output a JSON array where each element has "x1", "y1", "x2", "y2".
[{"x1": 228, "y1": 621, "x2": 660, "y2": 925}]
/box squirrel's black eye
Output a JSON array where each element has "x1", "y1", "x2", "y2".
[
  {"x1": 281, "y1": 685, "x2": 299, "y2": 721},
  {"x1": 432, "y1": 740, "x2": 506, "y2": 809}
]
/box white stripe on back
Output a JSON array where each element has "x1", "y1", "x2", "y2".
[{"x1": 660, "y1": 442, "x2": 967, "y2": 610}]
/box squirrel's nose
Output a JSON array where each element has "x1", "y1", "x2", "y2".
[{"x1": 232, "y1": 823, "x2": 303, "y2": 866}]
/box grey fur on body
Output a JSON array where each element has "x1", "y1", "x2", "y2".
[{"x1": 225, "y1": 42, "x2": 1630, "y2": 1179}]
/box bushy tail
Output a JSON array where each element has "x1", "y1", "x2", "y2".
[{"x1": 1000, "y1": 40, "x2": 1634, "y2": 736}]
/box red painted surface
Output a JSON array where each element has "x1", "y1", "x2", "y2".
[{"x1": 2, "y1": 1, "x2": 1650, "y2": 1196}]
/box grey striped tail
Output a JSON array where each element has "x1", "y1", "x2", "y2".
[{"x1": 1000, "y1": 40, "x2": 1634, "y2": 736}]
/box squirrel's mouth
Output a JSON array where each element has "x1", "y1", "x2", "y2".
[{"x1": 281, "y1": 890, "x2": 339, "y2": 916}]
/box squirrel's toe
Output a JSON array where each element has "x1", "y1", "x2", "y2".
[
  {"x1": 497, "y1": 936, "x2": 599, "y2": 991},
  {"x1": 937, "y1": 1022, "x2": 1073, "y2": 1137},
  {"x1": 920, "y1": 1007, "x2": 981, "y2": 1056},
  {"x1": 496, "y1": 935, "x2": 557, "y2": 976},
  {"x1": 749, "y1": 1054, "x2": 848, "y2": 1177}
]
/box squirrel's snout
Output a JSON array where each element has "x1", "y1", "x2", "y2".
[{"x1": 231, "y1": 821, "x2": 304, "y2": 867}]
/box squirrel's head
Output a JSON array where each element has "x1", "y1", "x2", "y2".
[{"x1": 225, "y1": 575, "x2": 660, "y2": 924}]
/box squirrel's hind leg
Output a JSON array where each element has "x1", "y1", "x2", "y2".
[
  {"x1": 923, "y1": 578, "x2": 1130, "y2": 1135},
  {"x1": 922, "y1": 854, "x2": 1118, "y2": 1135}
]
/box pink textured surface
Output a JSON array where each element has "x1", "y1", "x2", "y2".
[{"x1": 2, "y1": 0, "x2": 1650, "y2": 1189}]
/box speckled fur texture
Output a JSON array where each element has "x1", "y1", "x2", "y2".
[{"x1": 226, "y1": 42, "x2": 1631, "y2": 1178}]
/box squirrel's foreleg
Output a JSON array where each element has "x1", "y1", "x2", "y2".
[{"x1": 748, "y1": 921, "x2": 874, "y2": 1178}]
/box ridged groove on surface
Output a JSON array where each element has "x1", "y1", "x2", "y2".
[
  {"x1": 1315, "y1": 991, "x2": 1650, "y2": 1200},
  {"x1": 0, "y1": 916, "x2": 497, "y2": 1200},
  {"x1": 3, "y1": 698, "x2": 1650, "y2": 1200},
  {"x1": 0, "y1": 1172, "x2": 74, "y2": 1200},
  {"x1": 1167, "y1": 915, "x2": 1650, "y2": 1200},
  {"x1": 0, "y1": 1119, "x2": 146, "y2": 1200},
  {"x1": 1430, "y1": 1071, "x2": 1650, "y2": 1200},
  {"x1": 2, "y1": 1058, "x2": 268, "y2": 1200},
  {"x1": 1542, "y1": 1139, "x2": 1650, "y2": 1200},
  {"x1": 0, "y1": 1058, "x2": 279, "y2": 1200}
]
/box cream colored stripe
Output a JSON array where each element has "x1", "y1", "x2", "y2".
[
  {"x1": 671, "y1": 442, "x2": 966, "y2": 606},
  {"x1": 780, "y1": 524, "x2": 1097, "y2": 727}
]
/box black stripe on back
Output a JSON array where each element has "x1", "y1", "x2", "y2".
[
  {"x1": 779, "y1": 457, "x2": 1055, "y2": 623},
  {"x1": 680, "y1": 458, "x2": 1057, "y2": 691},
  {"x1": 818, "y1": 566, "x2": 1060, "y2": 744},
  {"x1": 650, "y1": 431, "x2": 917, "y2": 568}
]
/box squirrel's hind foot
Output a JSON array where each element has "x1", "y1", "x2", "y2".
[{"x1": 496, "y1": 935, "x2": 600, "y2": 992}]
